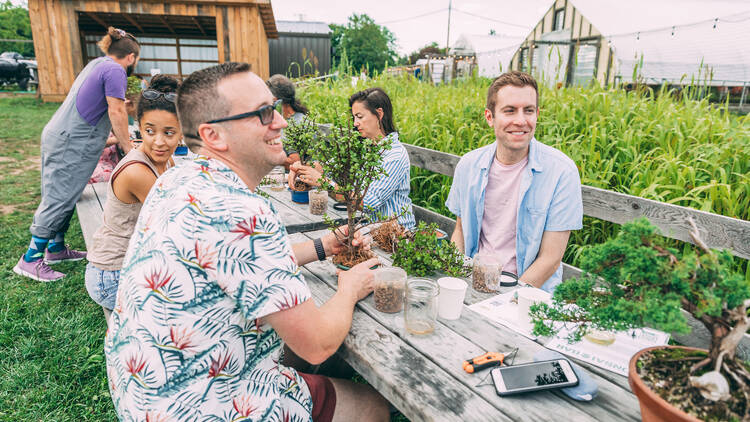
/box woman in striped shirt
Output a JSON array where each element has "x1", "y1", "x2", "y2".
[{"x1": 290, "y1": 87, "x2": 416, "y2": 230}]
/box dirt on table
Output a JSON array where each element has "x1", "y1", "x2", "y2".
[
  {"x1": 637, "y1": 348, "x2": 749, "y2": 421},
  {"x1": 332, "y1": 246, "x2": 374, "y2": 268}
]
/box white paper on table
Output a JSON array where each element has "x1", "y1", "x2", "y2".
[
  {"x1": 468, "y1": 291, "x2": 539, "y2": 340},
  {"x1": 544, "y1": 325, "x2": 670, "y2": 376},
  {"x1": 469, "y1": 291, "x2": 671, "y2": 376}
]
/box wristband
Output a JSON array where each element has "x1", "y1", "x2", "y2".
[{"x1": 313, "y1": 238, "x2": 327, "y2": 261}]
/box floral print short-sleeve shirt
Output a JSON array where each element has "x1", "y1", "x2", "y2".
[{"x1": 105, "y1": 156, "x2": 313, "y2": 422}]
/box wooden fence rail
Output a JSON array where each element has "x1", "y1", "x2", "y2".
[
  {"x1": 398, "y1": 142, "x2": 750, "y2": 358},
  {"x1": 402, "y1": 143, "x2": 750, "y2": 260}
]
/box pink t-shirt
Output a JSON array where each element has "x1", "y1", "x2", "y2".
[{"x1": 477, "y1": 155, "x2": 528, "y2": 275}]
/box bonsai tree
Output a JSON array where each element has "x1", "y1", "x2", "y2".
[
  {"x1": 315, "y1": 117, "x2": 391, "y2": 267},
  {"x1": 283, "y1": 116, "x2": 318, "y2": 191},
  {"x1": 392, "y1": 222, "x2": 470, "y2": 278},
  {"x1": 530, "y1": 218, "x2": 750, "y2": 412}
]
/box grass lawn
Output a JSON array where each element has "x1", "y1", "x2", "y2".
[
  {"x1": 0, "y1": 97, "x2": 116, "y2": 420},
  {"x1": 0, "y1": 97, "x2": 409, "y2": 422}
]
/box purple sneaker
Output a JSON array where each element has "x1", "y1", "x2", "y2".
[
  {"x1": 13, "y1": 256, "x2": 65, "y2": 282},
  {"x1": 44, "y1": 246, "x2": 87, "y2": 264}
]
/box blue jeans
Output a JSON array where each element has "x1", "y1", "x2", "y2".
[{"x1": 85, "y1": 263, "x2": 119, "y2": 310}]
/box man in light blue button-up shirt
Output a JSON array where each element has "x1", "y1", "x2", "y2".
[{"x1": 446, "y1": 72, "x2": 582, "y2": 293}]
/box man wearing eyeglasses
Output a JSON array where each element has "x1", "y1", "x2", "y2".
[{"x1": 104, "y1": 62, "x2": 390, "y2": 422}]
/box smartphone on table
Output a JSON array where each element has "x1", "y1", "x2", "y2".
[{"x1": 491, "y1": 358, "x2": 579, "y2": 396}]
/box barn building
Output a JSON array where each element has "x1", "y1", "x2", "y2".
[{"x1": 28, "y1": 0, "x2": 278, "y2": 102}]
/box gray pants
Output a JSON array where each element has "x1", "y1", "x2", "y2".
[
  {"x1": 29, "y1": 56, "x2": 112, "y2": 240},
  {"x1": 29, "y1": 129, "x2": 107, "y2": 239}
]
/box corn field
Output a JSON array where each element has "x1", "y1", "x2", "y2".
[{"x1": 297, "y1": 73, "x2": 750, "y2": 279}]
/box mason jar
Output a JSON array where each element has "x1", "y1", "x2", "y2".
[
  {"x1": 269, "y1": 166, "x2": 286, "y2": 191},
  {"x1": 309, "y1": 190, "x2": 328, "y2": 215},
  {"x1": 404, "y1": 278, "x2": 439, "y2": 335},
  {"x1": 472, "y1": 254, "x2": 502, "y2": 293}
]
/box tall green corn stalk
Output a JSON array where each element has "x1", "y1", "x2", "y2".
[{"x1": 298, "y1": 73, "x2": 750, "y2": 279}]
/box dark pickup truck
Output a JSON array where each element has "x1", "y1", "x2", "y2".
[{"x1": 0, "y1": 51, "x2": 37, "y2": 91}]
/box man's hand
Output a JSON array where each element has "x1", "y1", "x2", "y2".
[
  {"x1": 336, "y1": 257, "x2": 379, "y2": 302},
  {"x1": 288, "y1": 160, "x2": 301, "y2": 187},
  {"x1": 284, "y1": 152, "x2": 300, "y2": 171},
  {"x1": 323, "y1": 225, "x2": 372, "y2": 256}
]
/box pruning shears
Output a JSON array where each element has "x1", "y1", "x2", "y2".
[{"x1": 462, "y1": 349, "x2": 518, "y2": 373}]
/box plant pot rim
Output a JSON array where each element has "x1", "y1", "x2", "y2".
[{"x1": 628, "y1": 345, "x2": 707, "y2": 422}]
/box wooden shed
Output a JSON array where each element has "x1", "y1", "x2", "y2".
[{"x1": 28, "y1": 0, "x2": 278, "y2": 102}]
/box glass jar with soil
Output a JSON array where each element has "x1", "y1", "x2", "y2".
[
  {"x1": 269, "y1": 166, "x2": 286, "y2": 191},
  {"x1": 373, "y1": 267, "x2": 407, "y2": 313},
  {"x1": 309, "y1": 190, "x2": 328, "y2": 215},
  {"x1": 472, "y1": 254, "x2": 502, "y2": 293}
]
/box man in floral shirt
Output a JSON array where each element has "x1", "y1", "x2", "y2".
[{"x1": 105, "y1": 62, "x2": 390, "y2": 422}]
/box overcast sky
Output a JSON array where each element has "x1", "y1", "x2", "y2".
[{"x1": 271, "y1": 0, "x2": 555, "y2": 55}]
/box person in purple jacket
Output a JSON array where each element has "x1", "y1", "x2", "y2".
[{"x1": 13, "y1": 27, "x2": 139, "y2": 282}]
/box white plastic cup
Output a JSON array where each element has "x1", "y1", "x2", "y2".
[
  {"x1": 437, "y1": 277, "x2": 468, "y2": 320},
  {"x1": 516, "y1": 287, "x2": 552, "y2": 333}
]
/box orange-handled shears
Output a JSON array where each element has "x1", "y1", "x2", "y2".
[{"x1": 462, "y1": 349, "x2": 518, "y2": 373}]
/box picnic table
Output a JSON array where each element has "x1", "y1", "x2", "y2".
[{"x1": 76, "y1": 181, "x2": 643, "y2": 421}]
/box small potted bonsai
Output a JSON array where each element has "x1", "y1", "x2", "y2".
[
  {"x1": 314, "y1": 117, "x2": 391, "y2": 268},
  {"x1": 530, "y1": 218, "x2": 749, "y2": 421},
  {"x1": 392, "y1": 221, "x2": 470, "y2": 278},
  {"x1": 284, "y1": 116, "x2": 318, "y2": 203}
]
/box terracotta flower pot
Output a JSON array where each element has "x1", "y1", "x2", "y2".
[{"x1": 628, "y1": 345, "x2": 705, "y2": 422}]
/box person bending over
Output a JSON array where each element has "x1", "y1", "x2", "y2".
[{"x1": 14, "y1": 27, "x2": 139, "y2": 282}]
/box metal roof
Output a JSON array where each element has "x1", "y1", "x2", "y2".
[{"x1": 275, "y1": 20, "x2": 331, "y2": 35}]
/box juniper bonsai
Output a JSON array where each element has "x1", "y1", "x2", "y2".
[{"x1": 530, "y1": 217, "x2": 750, "y2": 403}]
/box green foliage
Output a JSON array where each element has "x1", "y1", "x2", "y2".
[
  {"x1": 315, "y1": 116, "x2": 390, "y2": 251},
  {"x1": 392, "y1": 222, "x2": 470, "y2": 277},
  {"x1": 283, "y1": 115, "x2": 319, "y2": 165},
  {"x1": 126, "y1": 76, "x2": 142, "y2": 98},
  {"x1": 0, "y1": 97, "x2": 115, "y2": 420},
  {"x1": 297, "y1": 73, "x2": 750, "y2": 280},
  {"x1": 406, "y1": 42, "x2": 445, "y2": 65},
  {"x1": 0, "y1": 1, "x2": 33, "y2": 57},
  {"x1": 336, "y1": 14, "x2": 398, "y2": 75},
  {"x1": 530, "y1": 218, "x2": 749, "y2": 344}
]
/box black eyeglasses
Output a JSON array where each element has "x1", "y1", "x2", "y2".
[
  {"x1": 206, "y1": 99, "x2": 282, "y2": 126},
  {"x1": 142, "y1": 89, "x2": 177, "y2": 103}
]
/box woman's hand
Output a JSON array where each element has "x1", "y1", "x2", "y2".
[
  {"x1": 297, "y1": 165, "x2": 322, "y2": 187},
  {"x1": 323, "y1": 225, "x2": 372, "y2": 256}
]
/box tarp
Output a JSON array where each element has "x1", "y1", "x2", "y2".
[
  {"x1": 573, "y1": 0, "x2": 750, "y2": 85},
  {"x1": 451, "y1": 34, "x2": 525, "y2": 77}
]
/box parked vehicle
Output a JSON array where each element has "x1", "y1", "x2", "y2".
[{"x1": 0, "y1": 51, "x2": 38, "y2": 91}]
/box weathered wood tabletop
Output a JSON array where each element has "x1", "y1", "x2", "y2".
[
  {"x1": 76, "y1": 182, "x2": 643, "y2": 421},
  {"x1": 260, "y1": 186, "x2": 642, "y2": 422}
]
